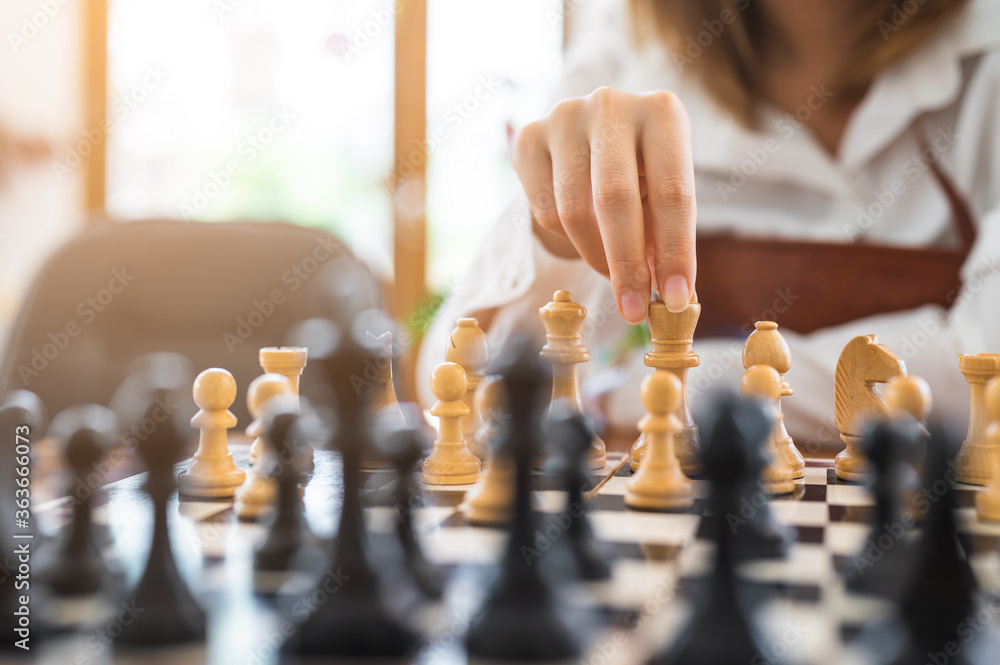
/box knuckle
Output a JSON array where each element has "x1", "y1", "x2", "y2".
[
  {"x1": 645, "y1": 90, "x2": 682, "y2": 114},
  {"x1": 554, "y1": 194, "x2": 592, "y2": 228},
  {"x1": 588, "y1": 86, "x2": 624, "y2": 114},
  {"x1": 533, "y1": 207, "x2": 562, "y2": 233},
  {"x1": 649, "y1": 176, "x2": 696, "y2": 212},
  {"x1": 657, "y1": 235, "x2": 695, "y2": 263},
  {"x1": 549, "y1": 97, "x2": 583, "y2": 123},
  {"x1": 593, "y1": 178, "x2": 641, "y2": 212},
  {"x1": 512, "y1": 122, "x2": 544, "y2": 164},
  {"x1": 607, "y1": 257, "x2": 649, "y2": 283}
]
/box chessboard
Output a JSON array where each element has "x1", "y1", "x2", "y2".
[{"x1": 25, "y1": 444, "x2": 1000, "y2": 665}]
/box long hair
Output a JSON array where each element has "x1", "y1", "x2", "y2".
[{"x1": 629, "y1": 0, "x2": 971, "y2": 126}]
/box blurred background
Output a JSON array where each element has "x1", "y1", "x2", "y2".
[{"x1": 0, "y1": 0, "x2": 572, "y2": 375}]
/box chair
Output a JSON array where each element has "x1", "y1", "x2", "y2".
[{"x1": 0, "y1": 219, "x2": 365, "y2": 423}]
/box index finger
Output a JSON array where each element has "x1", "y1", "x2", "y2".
[
  {"x1": 590, "y1": 119, "x2": 650, "y2": 325},
  {"x1": 638, "y1": 91, "x2": 696, "y2": 313}
]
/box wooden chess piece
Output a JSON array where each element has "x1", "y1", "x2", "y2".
[
  {"x1": 422, "y1": 362, "x2": 481, "y2": 485},
  {"x1": 538, "y1": 291, "x2": 606, "y2": 469},
  {"x1": 254, "y1": 396, "x2": 315, "y2": 574},
  {"x1": 247, "y1": 373, "x2": 294, "y2": 466},
  {"x1": 625, "y1": 371, "x2": 694, "y2": 511},
  {"x1": 548, "y1": 408, "x2": 611, "y2": 580},
  {"x1": 834, "y1": 335, "x2": 906, "y2": 482},
  {"x1": 284, "y1": 314, "x2": 418, "y2": 659},
  {"x1": 39, "y1": 405, "x2": 118, "y2": 597},
  {"x1": 177, "y1": 368, "x2": 246, "y2": 498},
  {"x1": 743, "y1": 321, "x2": 804, "y2": 479},
  {"x1": 741, "y1": 365, "x2": 796, "y2": 495},
  {"x1": 648, "y1": 396, "x2": 781, "y2": 665},
  {"x1": 365, "y1": 331, "x2": 404, "y2": 468},
  {"x1": 975, "y1": 377, "x2": 1000, "y2": 521},
  {"x1": 474, "y1": 375, "x2": 506, "y2": 453},
  {"x1": 381, "y1": 423, "x2": 444, "y2": 598},
  {"x1": 259, "y1": 346, "x2": 313, "y2": 469},
  {"x1": 885, "y1": 375, "x2": 932, "y2": 425},
  {"x1": 465, "y1": 337, "x2": 580, "y2": 662},
  {"x1": 445, "y1": 318, "x2": 491, "y2": 461},
  {"x1": 631, "y1": 295, "x2": 701, "y2": 474},
  {"x1": 953, "y1": 354, "x2": 1000, "y2": 485},
  {"x1": 463, "y1": 376, "x2": 514, "y2": 525},
  {"x1": 113, "y1": 363, "x2": 207, "y2": 647}
]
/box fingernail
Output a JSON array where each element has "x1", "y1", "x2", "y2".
[
  {"x1": 663, "y1": 276, "x2": 690, "y2": 313},
  {"x1": 620, "y1": 291, "x2": 647, "y2": 325}
]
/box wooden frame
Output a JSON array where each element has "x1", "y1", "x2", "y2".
[{"x1": 82, "y1": 0, "x2": 108, "y2": 218}]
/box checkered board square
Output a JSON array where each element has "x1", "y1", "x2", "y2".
[{"x1": 35, "y1": 450, "x2": 1000, "y2": 665}]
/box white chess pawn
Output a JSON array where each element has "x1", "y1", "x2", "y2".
[
  {"x1": 422, "y1": 362, "x2": 481, "y2": 485},
  {"x1": 463, "y1": 376, "x2": 513, "y2": 524},
  {"x1": 885, "y1": 375, "x2": 932, "y2": 425},
  {"x1": 236, "y1": 373, "x2": 296, "y2": 520},
  {"x1": 247, "y1": 373, "x2": 295, "y2": 466},
  {"x1": 625, "y1": 371, "x2": 694, "y2": 511},
  {"x1": 741, "y1": 365, "x2": 795, "y2": 496},
  {"x1": 975, "y1": 377, "x2": 1000, "y2": 521},
  {"x1": 178, "y1": 368, "x2": 247, "y2": 498}
]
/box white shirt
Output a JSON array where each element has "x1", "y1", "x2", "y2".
[{"x1": 418, "y1": 0, "x2": 1000, "y2": 446}]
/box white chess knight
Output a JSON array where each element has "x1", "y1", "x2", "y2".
[{"x1": 178, "y1": 368, "x2": 246, "y2": 498}]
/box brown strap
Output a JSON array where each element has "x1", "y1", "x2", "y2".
[{"x1": 915, "y1": 128, "x2": 977, "y2": 251}]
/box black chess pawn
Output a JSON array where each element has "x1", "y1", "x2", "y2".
[
  {"x1": 254, "y1": 396, "x2": 316, "y2": 575},
  {"x1": 111, "y1": 355, "x2": 207, "y2": 647},
  {"x1": 381, "y1": 419, "x2": 445, "y2": 599},
  {"x1": 845, "y1": 419, "x2": 921, "y2": 599},
  {"x1": 546, "y1": 407, "x2": 610, "y2": 581},
  {"x1": 283, "y1": 314, "x2": 419, "y2": 660},
  {"x1": 0, "y1": 391, "x2": 45, "y2": 655},
  {"x1": 857, "y1": 425, "x2": 990, "y2": 665},
  {"x1": 37, "y1": 405, "x2": 118, "y2": 597},
  {"x1": 651, "y1": 395, "x2": 781, "y2": 665},
  {"x1": 465, "y1": 337, "x2": 581, "y2": 662},
  {"x1": 706, "y1": 392, "x2": 794, "y2": 560}
]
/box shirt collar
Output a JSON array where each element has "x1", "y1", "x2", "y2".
[{"x1": 688, "y1": 0, "x2": 1000, "y2": 191}]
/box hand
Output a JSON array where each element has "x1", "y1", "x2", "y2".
[{"x1": 513, "y1": 87, "x2": 696, "y2": 323}]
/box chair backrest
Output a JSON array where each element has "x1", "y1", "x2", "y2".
[{"x1": 0, "y1": 220, "x2": 364, "y2": 424}]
